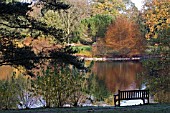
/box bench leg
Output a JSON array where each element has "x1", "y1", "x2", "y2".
[
  {"x1": 114, "y1": 97, "x2": 116, "y2": 106},
  {"x1": 114, "y1": 96, "x2": 116, "y2": 106},
  {"x1": 118, "y1": 100, "x2": 120, "y2": 106},
  {"x1": 143, "y1": 98, "x2": 149, "y2": 105},
  {"x1": 114, "y1": 96, "x2": 118, "y2": 106},
  {"x1": 114, "y1": 99, "x2": 120, "y2": 107},
  {"x1": 143, "y1": 99, "x2": 144, "y2": 104},
  {"x1": 115, "y1": 103, "x2": 117, "y2": 107},
  {"x1": 147, "y1": 98, "x2": 149, "y2": 104}
]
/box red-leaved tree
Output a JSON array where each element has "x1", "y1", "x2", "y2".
[{"x1": 105, "y1": 15, "x2": 145, "y2": 56}]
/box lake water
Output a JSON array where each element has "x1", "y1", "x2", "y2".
[
  {"x1": 92, "y1": 61, "x2": 147, "y2": 106},
  {"x1": 92, "y1": 61, "x2": 144, "y2": 92}
]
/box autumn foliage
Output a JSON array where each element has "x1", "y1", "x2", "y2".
[
  {"x1": 91, "y1": 0, "x2": 125, "y2": 16},
  {"x1": 142, "y1": 0, "x2": 170, "y2": 39},
  {"x1": 105, "y1": 16, "x2": 144, "y2": 56}
]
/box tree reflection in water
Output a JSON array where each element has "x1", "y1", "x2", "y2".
[
  {"x1": 92, "y1": 61, "x2": 144, "y2": 94},
  {"x1": 141, "y1": 58, "x2": 170, "y2": 103},
  {"x1": 92, "y1": 61, "x2": 170, "y2": 103}
]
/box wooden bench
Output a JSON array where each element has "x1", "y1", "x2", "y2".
[{"x1": 114, "y1": 90, "x2": 149, "y2": 106}]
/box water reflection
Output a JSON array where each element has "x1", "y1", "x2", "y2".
[{"x1": 92, "y1": 61, "x2": 144, "y2": 94}]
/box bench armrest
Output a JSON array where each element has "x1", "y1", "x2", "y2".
[{"x1": 114, "y1": 94, "x2": 118, "y2": 96}]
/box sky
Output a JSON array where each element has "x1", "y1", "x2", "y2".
[{"x1": 131, "y1": 0, "x2": 143, "y2": 10}]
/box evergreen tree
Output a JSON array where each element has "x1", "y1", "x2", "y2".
[{"x1": 0, "y1": 0, "x2": 84, "y2": 76}]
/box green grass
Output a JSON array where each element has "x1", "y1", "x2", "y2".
[
  {"x1": 1, "y1": 104, "x2": 170, "y2": 113},
  {"x1": 72, "y1": 45, "x2": 92, "y2": 57},
  {"x1": 72, "y1": 46, "x2": 92, "y2": 52}
]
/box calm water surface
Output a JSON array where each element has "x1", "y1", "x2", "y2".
[
  {"x1": 92, "y1": 61, "x2": 145, "y2": 94},
  {"x1": 92, "y1": 61, "x2": 147, "y2": 105}
]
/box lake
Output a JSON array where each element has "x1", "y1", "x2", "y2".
[
  {"x1": 91, "y1": 60, "x2": 170, "y2": 105},
  {"x1": 92, "y1": 61, "x2": 144, "y2": 92},
  {"x1": 92, "y1": 61, "x2": 147, "y2": 106}
]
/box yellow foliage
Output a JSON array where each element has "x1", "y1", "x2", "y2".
[
  {"x1": 11, "y1": 39, "x2": 24, "y2": 48},
  {"x1": 167, "y1": 18, "x2": 170, "y2": 23},
  {"x1": 143, "y1": 0, "x2": 170, "y2": 39},
  {"x1": 91, "y1": 0, "x2": 125, "y2": 16}
]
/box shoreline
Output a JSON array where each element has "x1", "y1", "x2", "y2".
[
  {"x1": 79, "y1": 57, "x2": 141, "y2": 61},
  {"x1": 78, "y1": 55, "x2": 162, "y2": 61}
]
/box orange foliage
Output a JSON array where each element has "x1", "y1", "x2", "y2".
[
  {"x1": 0, "y1": 66, "x2": 13, "y2": 80},
  {"x1": 23, "y1": 37, "x2": 62, "y2": 54},
  {"x1": 105, "y1": 16, "x2": 144, "y2": 55}
]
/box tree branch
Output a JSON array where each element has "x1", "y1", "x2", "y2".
[{"x1": 0, "y1": 22, "x2": 32, "y2": 29}]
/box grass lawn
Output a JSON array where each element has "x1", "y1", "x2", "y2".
[
  {"x1": 1, "y1": 104, "x2": 170, "y2": 113},
  {"x1": 72, "y1": 45, "x2": 92, "y2": 57}
]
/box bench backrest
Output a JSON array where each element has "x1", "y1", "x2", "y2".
[{"x1": 118, "y1": 90, "x2": 149, "y2": 100}]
